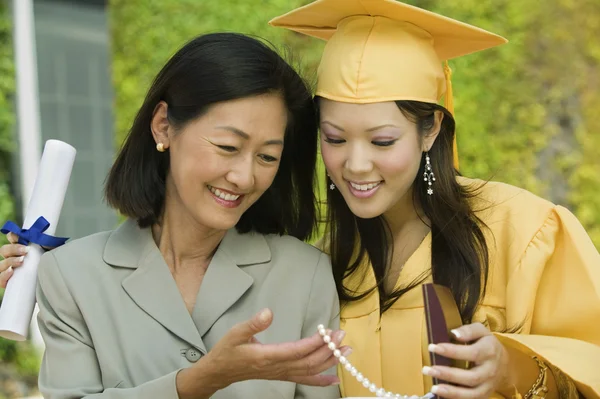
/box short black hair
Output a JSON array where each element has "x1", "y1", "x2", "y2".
[{"x1": 105, "y1": 33, "x2": 318, "y2": 240}]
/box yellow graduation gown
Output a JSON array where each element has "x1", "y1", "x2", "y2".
[{"x1": 334, "y1": 178, "x2": 600, "y2": 398}]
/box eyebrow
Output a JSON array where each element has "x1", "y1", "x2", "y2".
[
  {"x1": 321, "y1": 121, "x2": 400, "y2": 133},
  {"x1": 321, "y1": 121, "x2": 345, "y2": 132},
  {"x1": 216, "y1": 126, "x2": 284, "y2": 146},
  {"x1": 366, "y1": 124, "x2": 401, "y2": 132}
]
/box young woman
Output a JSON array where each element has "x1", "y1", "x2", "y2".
[{"x1": 271, "y1": 1, "x2": 600, "y2": 398}]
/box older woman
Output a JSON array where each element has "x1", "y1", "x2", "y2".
[{"x1": 0, "y1": 33, "x2": 345, "y2": 399}]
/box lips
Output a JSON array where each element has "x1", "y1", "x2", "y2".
[
  {"x1": 349, "y1": 181, "x2": 382, "y2": 191},
  {"x1": 208, "y1": 186, "x2": 240, "y2": 201},
  {"x1": 207, "y1": 185, "x2": 244, "y2": 208},
  {"x1": 345, "y1": 180, "x2": 383, "y2": 199}
]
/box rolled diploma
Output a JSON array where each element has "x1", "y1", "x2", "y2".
[{"x1": 0, "y1": 139, "x2": 76, "y2": 341}]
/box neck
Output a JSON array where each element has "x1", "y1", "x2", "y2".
[
  {"x1": 153, "y1": 195, "x2": 226, "y2": 274},
  {"x1": 383, "y1": 186, "x2": 429, "y2": 238}
]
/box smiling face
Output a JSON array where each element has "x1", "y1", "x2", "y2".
[
  {"x1": 152, "y1": 93, "x2": 287, "y2": 232},
  {"x1": 319, "y1": 99, "x2": 440, "y2": 220}
]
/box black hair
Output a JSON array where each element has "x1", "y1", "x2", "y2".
[
  {"x1": 326, "y1": 100, "x2": 490, "y2": 323},
  {"x1": 105, "y1": 33, "x2": 319, "y2": 240}
]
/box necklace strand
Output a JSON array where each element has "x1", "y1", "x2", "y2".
[{"x1": 318, "y1": 325, "x2": 435, "y2": 399}]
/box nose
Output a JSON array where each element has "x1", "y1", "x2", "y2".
[
  {"x1": 226, "y1": 156, "x2": 255, "y2": 191},
  {"x1": 344, "y1": 143, "x2": 373, "y2": 175}
]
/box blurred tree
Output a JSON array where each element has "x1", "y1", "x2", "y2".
[
  {"x1": 406, "y1": 0, "x2": 600, "y2": 246},
  {"x1": 109, "y1": 0, "x2": 323, "y2": 145}
]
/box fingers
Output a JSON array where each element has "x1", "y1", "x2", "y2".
[
  {"x1": 0, "y1": 238, "x2": 29, "y2": 288},
  {"x1": 450, "y1": 323, "x2": 490, "y2": 343},
  {"x1": 227, "y1": 308, "x2": 273, "y2": 345},
  {"x1": 7, "y1": 232, "x2": 19, "y2": 244},
  {"x1": 429, "y1": 342, "x2": 490, "y2": 364},
  {"x1": 0, "y1": 243, "x2": 29, "y2": 262},
  {"x1": 262, "y1": 330, "x2": 331, "y2": 364},
  {"x1": 0, "y1": 267, "x2": 14, "y2": 288},
  {"x1": 286, "y1": 330, "x2": 348, "y2": 376},
  {"x1": 253, "y1": 328, "x2": 348, "y2": 379},
  {"x1": 429, "y1": 335, "x2": 496, "y2": 364},
  {"x1": 0, "y1": 251, "x2": 27, "y2": 274},
  {"x1": 423, "y1": 364, "x2": 494, "y2": 388}
]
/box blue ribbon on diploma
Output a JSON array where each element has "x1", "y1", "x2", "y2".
[{"x1": 1, "y1": 216, "x2": 69, "y2": 248}]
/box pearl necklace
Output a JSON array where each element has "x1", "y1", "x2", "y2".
[{"x1": 318, "y1": 325, "x2": 435, "y2": 399}]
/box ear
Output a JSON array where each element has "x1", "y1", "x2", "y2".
[
  {"x1": 151, "y1": 101, "x2": 172, "y2": 149},
  {"x1": 422, "y1": 110, "x2": 444, "y2": 152}
]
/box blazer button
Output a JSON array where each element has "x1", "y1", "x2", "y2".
[{"x1": 185, "y1": 348, "x2": 201, "y2": 363}]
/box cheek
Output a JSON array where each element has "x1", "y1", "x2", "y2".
[
  {"x1": 320, "y1": 144, "x2": 342, "y2": 173},
  {"x1": 377, "y1": 147, "x2": 422, "y2": 177},
  {"x1": 170, "y1": 145, "x2": 220, "y2": 189}
]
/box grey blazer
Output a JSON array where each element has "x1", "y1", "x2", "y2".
[{"x1": 36, "y1": 219, "x2": 340, "y2": 399}]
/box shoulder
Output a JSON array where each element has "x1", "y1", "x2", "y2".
[
  {"x1": 50, "y1": 230, "x2": 112, "y2": 258},
  {"x1": 459, "y1": 176, "x2": 568, "y2": 269},
  {"x1": 40, "y1": 223, "x2": 130, "y2": 286},
  {"x1": 222, "y1": 229, "x2": 330, "y2": 277},
  {"x1": 228, "y1": 231, "x2": 335, "y2": 299},
  {"x1": 459, "y1": 176, "x2": 556, "y2": 228},
  {"x1": 264, "y1": 233, "x2": 328, "y2": 270},
  {"x1": 263, "y1": 233, "x2": 333, "y2": 285},
  {"x1": 37, "y1": 230, "x2": 114, "y2": 300}
]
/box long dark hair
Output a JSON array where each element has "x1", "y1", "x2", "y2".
[
  {"x1": 105, "y1": 33, "x2": 319, "y2": 241},
  {"x1": 326, "y1": 100, "x2": 490, "y2": 323}
]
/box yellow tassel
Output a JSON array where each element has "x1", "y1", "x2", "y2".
[{"x1": 444, "y1": 61, "x2": 459, "y2": 170}]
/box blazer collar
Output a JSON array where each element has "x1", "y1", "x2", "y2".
[{"x1": 102, "y1": 219, "x2": 272, "y2": 350}]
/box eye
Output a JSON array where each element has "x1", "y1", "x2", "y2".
[
  {"x1": 372, "y1": 140, "x2": 397, "y2": 147},
  {"x1": 217, "y1": 145, "x2": 237, "y2": 152},
  {"x1": 259, "y1": 154, "x2": 278, "y2": 163},
  {"x1": 324, "y1": 137, "x2": 345, "y2": 144}
]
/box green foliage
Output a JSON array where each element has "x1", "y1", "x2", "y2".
[
  {"x1": 404, "y1": 0, "x2": 600, "y2": 247},
  {"x1": 109, "y1": 0, "x2": 600, "y2": 248},
  {"x1": 109, "y1": 0, "x2": 323, "y2": 146},
  {"x1": 0, "y1": 2, "x2": 15, "y2": 226},
  {"x1": 0, "y1": 0, "x2": 41, "y2": 384}
]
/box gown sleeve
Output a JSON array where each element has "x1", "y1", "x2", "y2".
[{"x1": 494, "y1": 205, "x2": 600, "y2": 398}]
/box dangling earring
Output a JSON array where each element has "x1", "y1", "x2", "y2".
[
  {"x1": 327, "y1": 174, "x2": 336, "y2": 190},
  {"x1": 423, "y1": 152, "x2": 435, "y2": 195},
  {"x1": 156, "y1": 142, "x2": 165, "y2": 152}
]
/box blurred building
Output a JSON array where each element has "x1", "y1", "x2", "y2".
[{"x1": 12, "y1": 0, "x2": 117, "y2": 241}]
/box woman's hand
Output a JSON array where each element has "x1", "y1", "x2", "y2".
[
  {"x1": 0, "y1": 232, "x2": 29, "y2": 288},
  {"x1": 422, "y1": 322, "x2": 513, "y2": 399},
  {"x1": 176, "y1": 308, "x2": 349, "y2": 399}
]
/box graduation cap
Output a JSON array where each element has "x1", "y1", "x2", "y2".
[{"x1": 270, "y1": 0, "x2": 507, "y2": 168}]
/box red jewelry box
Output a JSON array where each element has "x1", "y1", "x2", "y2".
[{"x1": 422, "y1": 283, "x2": 469, "y2": 397}]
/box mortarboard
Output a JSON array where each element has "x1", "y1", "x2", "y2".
[{"x1": 270, "y1": 0, "x2": 507, "y2": 168}]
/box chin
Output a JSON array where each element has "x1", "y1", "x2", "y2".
[
  {"x1": 197, "y1": 212, "x2": 242, "y2": 231},
  {"x1": 346, "y1": 202, "x2": 384, "y2": 220}
]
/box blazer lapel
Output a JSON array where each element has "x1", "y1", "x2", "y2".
[
  {"x1": 192, "y1": 229, "x2": 268, "y2": 337},
  {"x1": 103, "y1": 220, "x2": 206, "y2": 353}
]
